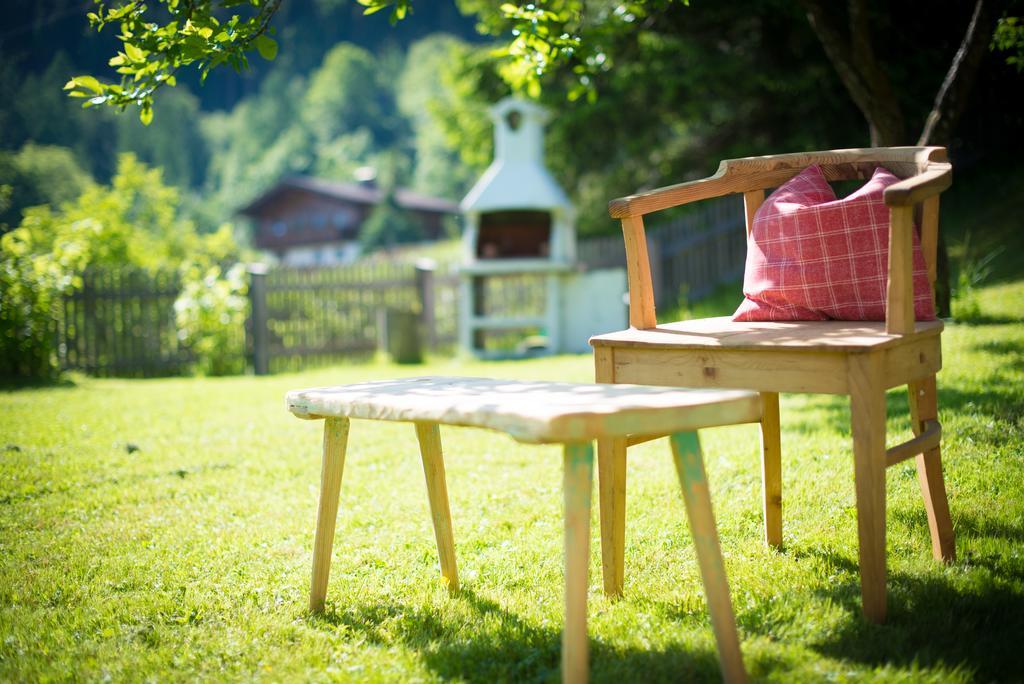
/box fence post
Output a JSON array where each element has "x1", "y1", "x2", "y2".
[
  {"x1": 415, "y1": 259, "x2": 437, "y2": 350},
  {"x1": 248, "y1": 264, "x2": 270, "y2": 376}
]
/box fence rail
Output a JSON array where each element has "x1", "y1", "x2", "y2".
[{"x1": 54, "y1": 197, "x2": 746, "y2": 376}]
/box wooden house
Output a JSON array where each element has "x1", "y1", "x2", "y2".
[{"x1": 239, "y1": 176, "x2": 458, "y2": 266}]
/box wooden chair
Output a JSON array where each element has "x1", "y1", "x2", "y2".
[{"x1": 590, "y1": 147, "x2": 956, "y2": 623}]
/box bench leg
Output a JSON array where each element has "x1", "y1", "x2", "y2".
[
  {"x1": 597, "y1": 436, "x2": 627, "y2": 597},
  {"x1": 415, "y1": 422, "x2": 459, "y2": 592},
  {"x1": 849, "y1": 355, "x2": 887, "y2": 624},
  {"x1": 759, "y1": 391, "x2": 783, "y2": 549},
  {"x1": 670, "y1": 432, "x2": 747, "y2": 684},
  {"x1": 563, "y1": 442, "x2": 594, "y2": 684},
  {"x1": 907, "y1": 376, "x2": 955, "y2": 562},
  {"x1": 310, "y1": 417, "x2": 350, "y2": 613}
]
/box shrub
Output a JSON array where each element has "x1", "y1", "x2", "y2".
[
  {"x1": 174, "y1": 263, "x2": 248, "y2": 376},
  {"x1": 0, "y1": 154, "x2": 245, "y2": 379}
]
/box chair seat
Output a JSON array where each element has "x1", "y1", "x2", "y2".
[{"x1": 590, "y1": 316, "x2": 943, "y2": 352}]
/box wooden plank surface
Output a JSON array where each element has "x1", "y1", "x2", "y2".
[
  {"x1": 919, "y1": 196, "x2": 941, "y2": 286},
  {"x1": 885, "y1": 205, "x2": 916, "y2": 334},
  {"x1": 287, "y1": 377, "x2": 761, "y2": 445},
  {"x1": 610, "y1": 347, "x2": 850, "y2": 394},
  {"x1": 562, "y1": 442, "x2": 594, "y2": 684},
  {"x1": 621, "y1": 215, "x2": 658, "y2": 328},
  {"x1": 415, "y1": 422, "x2": 460, "y2": 592},
  {"x1": 591, "y1": 316, "x2": 944, "y2": 352},
  {"x1": 670, "y1": 432, "x2": 747, "y2": 682},
  {"x1": 848, "y1": 353, "x2": 888, "y2": 623},
  {"x1": 309, "y1": 417, "x2": 350, "y2": 612},
  {"x1": 759, "y1": 392, "x2": 782, "y2": 548}
]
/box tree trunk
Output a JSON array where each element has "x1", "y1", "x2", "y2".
[
  {"x1": 799, "y1": 0, "x2": 906, "y2": 146},
  {"x1": 798, "y1": 0, "x2": 1003, "y2": 317},
  {"x1": 918, "y1": 0, "x2": 1000, "y2": 317}
]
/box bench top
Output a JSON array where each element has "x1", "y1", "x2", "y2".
[{"x1": 286, "y1": 376, "x2": 761, "y2": 444}]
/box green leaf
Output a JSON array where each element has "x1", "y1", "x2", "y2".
[
  {"x1": 139, "y1": 105, "x2": 153, "y2": 126},
  {"x1": 68, "y1": 75, "x2": 103, "y2": 93},
  {"x1": 254, "y1": 34, "x2": 277, "y2": 61},
  {"x1": 124, "y1": 42, "x2": 146, "y2": 61}
]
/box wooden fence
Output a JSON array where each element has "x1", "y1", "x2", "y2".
[
  {"x1": 54, "y1": 197, "x2": 745, "y2": 376},
  {"x1": 578, "y1": 196, "x2": 746, "y2": 306},
  {"x1": 249, "y1": 261, "x2": 460, "y2": 374},
  {"x1": 58, "y1": 268, "x2": 194, "y2": 377}
]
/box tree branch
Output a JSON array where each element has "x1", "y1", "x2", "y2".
[{"x1": 918, "y1": 0, "x2": 1000, "y2": 145}]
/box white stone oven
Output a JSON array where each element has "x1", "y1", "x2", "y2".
[{"x1": 458, "y1": 97, "x2": 583, "y2": 356}]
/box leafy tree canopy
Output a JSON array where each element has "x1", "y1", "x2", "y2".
[
  {"x1": 66, "y1": 0, "x2": 612, "y2": 122},
  {"x1": 0, "y1": 144, "x2": 94, "y2": 230},
  {"x1": 65, "y1": 0, "x2": 284, "y2": 124}
]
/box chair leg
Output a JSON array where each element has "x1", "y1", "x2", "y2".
[
  {"x1": 907, "y1": 377, "x2": 956, "y2": 562},
  {"x1": 563, "y1": 442, "x2": 594, "y2": 684},
  {"x1": 848, "y1": 355, "x2": 887, "y2": 624},
  {"x1": 594, "y1": 346, "x2": 627, "y2": 598},
  {"x1": 597, "y1": 436, "x2": 627, "y2": 597},
  {"x1": 415, "y1": 422, "x2": 460, "y2": 592},
  {"x1": 310, "y1": 417, "x2": 350, "y2": 613},
  {"x1": 759, "y1": 391, "x2": 782, "y2": 548},
  {"x1": 670, "y1": 432, "x2": 747, "y2": 684}
]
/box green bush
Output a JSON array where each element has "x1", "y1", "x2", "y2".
[
  {"x1": 0, "y1": 154, "x2": 244, "y2": 380},
  {"x1": 0, "y1": 225, "x2": 66, "y2": 380},
  {"x1": 173, "y1": 263, "x2": 248, "y2": 376}
]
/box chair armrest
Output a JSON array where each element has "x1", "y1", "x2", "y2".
[
  {"x1": 609, "y1": 147, "x2": 952, "y2": 218},
  {"x1": 883, "y1": 163, "x2": 952, "y2": 206},
  {"x1": 609, "y1": 162, "x2": 734, "y2": 219}
]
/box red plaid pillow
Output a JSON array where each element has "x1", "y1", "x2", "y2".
[{"x1": 733, "y1": 165, "x2": 936, "y2": 322}]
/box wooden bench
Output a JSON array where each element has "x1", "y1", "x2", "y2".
[{"x1": 286, "y1": 376, "x2": 762, "y2": 683}]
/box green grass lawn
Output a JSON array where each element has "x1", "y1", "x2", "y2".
[{"x1": 2, "y1": 280, "x2": 1023, "y2": 683}]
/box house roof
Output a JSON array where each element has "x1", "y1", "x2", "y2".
[{"x1": 238, "y1": 176, "x2": 459, "y2": 216}]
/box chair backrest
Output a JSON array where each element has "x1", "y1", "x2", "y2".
[
  {"x1": 735, "y1": 147, "x2": 948, "y2": 282},
  {"x1": 608, "y1": 147, "x2": 952, "y2": 334}
]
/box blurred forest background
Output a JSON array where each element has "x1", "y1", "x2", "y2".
[
  {"x1": 1, "y1": 0, "x2": 1022, "y2": 379},
  {"x1": 3, "y1": 0, "x2": 1021, "y2": 237}
]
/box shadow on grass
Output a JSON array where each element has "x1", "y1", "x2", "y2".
[
  {"x1": 0, "y1": 374, "x2": 79, "y2": 392},
  {"x1": 783, "y1": 377, "x2": 1023, "y2": 443},
  {"x1": 890, "y1": 506, "x2": 1024, "y2": 549},
  {"x1": 791, "y1": 544, "x2": 1024, "y2": 681},
  {"x1": 970, "y1": 338, "x2": 1024, "y2": 371},
  {"x1": 729, "y1": 491, "x2": 1024, "y2": 681},
  {"x1": 952, "y1": 313, "x2": 1024, "y2": 326},
  {"x1": 307, "y1": 587, "x2": 730, "y2": 683}
]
